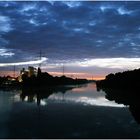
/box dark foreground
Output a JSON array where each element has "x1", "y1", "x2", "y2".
[
  {"x1": 6, "y1": 103, "x2": 138, "y2": 139},
  {"x1": 0, "y1": 83, "x2": 140, "y2": 138}
]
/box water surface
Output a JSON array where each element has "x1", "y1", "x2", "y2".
[{"x1": 0, "y1": 82, "x2": 140, "y2": 138}]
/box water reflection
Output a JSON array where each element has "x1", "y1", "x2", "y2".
[
  {"x1": 0, "y1": 83, "x2": 140, "y2": 138},
  {"x1": 20, "y1": 86, "x2": 76, "y2": 106},
  {"x1": 100, "y1": 88, "x2": 140, "y2": 124},
  {"x1": 20, "y1": 83, "x2": 140, "y2": 125},
  {"x1": 20, "y1": 83, "x2": 124, "y2": 108}
]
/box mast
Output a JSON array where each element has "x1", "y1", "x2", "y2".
[
  {"x1": 39, "y1": 50, "x2": 42, "y2": 68},
  {"x1": 62, "y1": 64, "x2": 65, "y2": 76},
  {"x1": 13, "y1": 65, "x2": 15, "y2": 78}
]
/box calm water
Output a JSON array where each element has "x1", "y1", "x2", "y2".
[{"x1": 0, "y1": 82, "x2": 140, "y2": 138}]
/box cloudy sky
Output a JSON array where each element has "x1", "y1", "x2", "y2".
[{"x1": 0, "y1": 1, "x2": 140, "y2": 79}]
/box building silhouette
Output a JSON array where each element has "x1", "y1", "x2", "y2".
[{"x1": 18, "y1": 66, "x2": 38, "y2": 82}]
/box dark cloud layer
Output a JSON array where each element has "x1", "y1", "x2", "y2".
[{"x1": 0, "y1": 1, "x2": 140, "y2": 77}]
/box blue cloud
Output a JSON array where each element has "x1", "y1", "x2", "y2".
[{"x1": 0, "y1": 1, "x2": 140, "y2": 75}]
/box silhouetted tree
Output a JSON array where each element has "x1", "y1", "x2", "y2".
[{"x1": 96, "y1": 68, "x2": 140, "y2": 89}]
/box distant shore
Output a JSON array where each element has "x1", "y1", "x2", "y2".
[{"x1": 0, "y1": 67, "x2": 92, "y2": 90}]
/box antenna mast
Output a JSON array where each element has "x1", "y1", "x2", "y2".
[
  {"x1": 13, "y1": 65, "x2": 15, "y2": 78},
  {"x1": 62, "y1": 64, "x2": 65, "y2": 76},
  {"x1": 39, "y1": 50, "x2": 42, "y2": 68}
]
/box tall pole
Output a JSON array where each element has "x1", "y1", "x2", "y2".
[
  {"x1": 13, "y1": 65, "x2": 15, "y2": 78},
  {"x1": 62, "y1": 64, "x2": 65, "y2": 76},
  {"x1": 39, "y1": 50, "x2": 42, "y2": 68}
]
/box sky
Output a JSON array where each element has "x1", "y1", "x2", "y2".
[{"x1": 0, "y1": 1, "x2": 140, "y2": 79}]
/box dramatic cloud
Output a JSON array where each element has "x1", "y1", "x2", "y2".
[
  {"x1": 0, "y1": 48, "x2": 14, "y2": 57},
  {"x1": 44, "y1": 58, "x2": 140, "y2": 70},
  {"x1": 77, "y1": 58, "x2": 140, "y2": 69},
  {"x1": 0, "y1": 57, "x2": 47, "y2": 67},
  {"x1": 0, "y1": 15, "x2": 12, "y2": 33},
  {"x1": 0, "y1": 1, "x2": 140, "y2": 78}
]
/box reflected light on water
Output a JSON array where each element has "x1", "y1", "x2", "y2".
[
  {"x1": 13, "y1": 83, "x2": 125, "y2": 108},
  {"x1": 24, "y1": 96, "x2": 28, "y2": 102},
  {"x1": 49, "y1": 95, "x2": 124, "y2": 108},
  {"x1": 48, "y1": 86, "x2": 125, "y2": 108},
  {"x1": 40, "y1": 100, "x2": 47, "y2": 106},
  {"x1": 74, "y1": 97, "x2": 124, "y2": 107},
  {"x1": 13, "y1": 94, "x2": 21, "y2": 102},
  {"x1": 48, "y1": 83, "x2": 125, "y2": 108}
]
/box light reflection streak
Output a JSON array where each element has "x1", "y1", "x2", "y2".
[
  {"x1": 74, "y1": 97, "x2": 124, "y2": 107},
  {"x1": 12, "y1": 83, "x2": 124, "y2": 108},
  {"x1": 48, "y1": 83, "x2": 124, "y2": 108},
  {"x1": 49, "y1": 96, "x2": 124, "y2": 108}
]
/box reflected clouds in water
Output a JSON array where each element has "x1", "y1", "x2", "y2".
[{"x1": 19, "y1": 83, "x2": 124, "y2": 108}]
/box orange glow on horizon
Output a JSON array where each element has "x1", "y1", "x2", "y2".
[
  {"x1": 86, "y1": 77, "x2": 105, "y2": 80},
  {"x1": 48, "y1": 71, "x2": 105, "y2": 80},
  {"x1": 0, "y1": 70, "x2": 105, "y2": 80},
  {"x1": 72, "y1": 83, "x2": 97, "y2": 92},
  {"x1": 0, "y1": 71, "x2": 19, "y2": 77}
]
